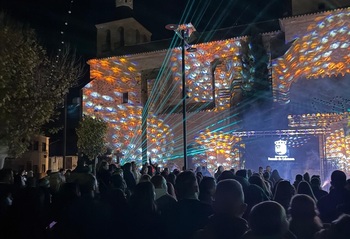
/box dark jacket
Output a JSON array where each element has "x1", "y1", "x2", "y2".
[
  {"x1": 194, "y1": 214, "x2": 248, "y2": 239},
  {"x1": 162, "y1": 199, "x2": 213, "y2": 239},
  {"x1": 317, "y1": 188, "x2": 350, "y2": 223},
  {"x1": 123, "y1": 171, "x2": 136, "y2": 191}
]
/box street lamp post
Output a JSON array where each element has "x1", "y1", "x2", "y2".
[
  {"x1": 166, "y1": 24, "x2": 197, "y2": 170},
  {"x1": 63, "y1": 93, "x2": 67, "y2": 169},
  {"x1": 181, "y1": 29, "x2": 187, "y2": 170}
]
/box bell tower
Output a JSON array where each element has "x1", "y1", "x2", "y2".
[
  {"x1": 116, "y1": 0, "x2": 133, "y2": 9},
  {"x1": 96, "y1": 0, "x2": 152, "y2": 57}
]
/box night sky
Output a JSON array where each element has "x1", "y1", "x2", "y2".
[
  {"x1": 1, "y1": 0, "x2": 290, "y2": 58},
  {"x1": 0, "y1": 0, "x2": 289, "y2": 155}
]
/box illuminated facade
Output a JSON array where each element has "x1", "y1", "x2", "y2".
[
  {"x1": 288, "y1": 112, "x2": 350, "y2": 173},
  {"x1": 273, "y1": 9, "x2": 350, "y2": 104},
  {"x1": 84, "y1": 7, "x2": 350, "y2": 174},
  {"x1": 273, "y1": 8, "x2": 350, "y2": 173},
  {"x1": 85, "y1": 39, "x2": 244, "y2": 170}
]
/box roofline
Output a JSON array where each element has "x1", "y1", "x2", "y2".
[
  {"x1": 95, "y1": 17, "x2": 152, "y2": 35},
  {"x1": 88, "y1": 19, "x2": 282, "y2": 62},
  {"x1": 281, "y1": 6, "x2": 350, "y2": 21},
  {"x1": 88, "y1": 35, "x2": 250, "y2": 63},
  {"x1": 90, "y1": 7, "x2": 350, "y2": 63}
]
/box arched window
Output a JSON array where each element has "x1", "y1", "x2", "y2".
[
  {"x1": 136, "y1": 30, "x2": 140, "y2": 44},
  {"x1": 143, "y1": 34, "x2": 148, "y2": 42},
  {"x1": 102, "y1": 29, "x2": 111, "y2": 52},
  {"x1": 106, "y1": 30, "x2": 111, "y2": 48},
  {"x1": 118, "y1": 27, "x2": 125, "y2": 47}
]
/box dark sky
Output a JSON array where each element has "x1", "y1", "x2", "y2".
[
  {"x1": 1, "y1": 0, "x2": 290, "y2": 58},
  {"x1": 0, "y1": 0, "x2": 290, "y2": 155}
]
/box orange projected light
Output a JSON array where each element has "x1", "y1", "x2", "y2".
[
  {"x1": 84, "y1": 57, "x2": 174, "y2": 164},
  {"x1": 273, "y1": 9, "x2": 350, "y2": 104},
  {"x1": 195, "y1": 129, "x2": 242, "y2": 172},
  {"x1": 171, "y1": 39, "x2": 242, "y2": 111},
  {"x1": 84, "y1": 38, "x2": 244, "y2": 166},
  {"x1": 289, "y1": 112, "x2": 350, "y2": 173}
]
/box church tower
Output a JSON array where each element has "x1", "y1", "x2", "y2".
[
  {"x1": 96, "y1": 0, "x2": 152, "y2": 57},
  {"x1": 116, "y1": 0, "x2": 133, "y2": 9}
]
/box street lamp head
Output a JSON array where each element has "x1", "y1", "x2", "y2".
[{"x1": 165, "y1": 24, "x2": 179, "y2": 30}]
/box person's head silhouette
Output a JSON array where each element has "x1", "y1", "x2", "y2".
[
  {"x1": 213, "y1": 179, "x2": 247, "y2": 217},
  {"x1": 249, "y1": 201, "x2": 289, "y2": 238}
]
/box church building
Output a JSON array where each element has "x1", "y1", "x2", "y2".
[{"x1": 83, "y1": 0, "x2": 350, "y2": 178}]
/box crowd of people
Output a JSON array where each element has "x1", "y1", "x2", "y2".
[{"x1": 0, "y1": 160, "x2": 350, "y2": 239}]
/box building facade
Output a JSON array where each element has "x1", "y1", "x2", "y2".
[
  {"x1": 4, "y1": 135, "x2": 49, "y2": 175},
  {"x1": 83, "y1": 3, "x2": 350, "y2": 176}
]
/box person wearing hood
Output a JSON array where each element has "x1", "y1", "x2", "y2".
[{"x1": 151, "y1": 175, "x2": 176, "y2": 215}]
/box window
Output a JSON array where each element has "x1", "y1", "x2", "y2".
[
  {"x1": 102, "y1": 29, "x2": 111, "y2": 52},
  {"x1": 136, "y1": 30, "x2": 140, "y2": 44},
  {"x1": 143, "y1": 35, "x2": 148, "y2": 42},
  {"x1": 118, "y1": 27, "x2": 125, "y2": 47},
  {"x1": 33, "y1": 141, "x2": 39, "y2": 151},
  {"x1": 26, "y1": 161, "x2": 32, "y2": 171},
  {"x1": 122, "y1": 92, "x2": 128, "y2": 103},
  {"x1": 66, "y1": 157, "x2": 72, "y2": 169},
  {"x1": 42, "y1": 164, "x2": 46, "y2": 173},
  {"x1": 105, "y1": 30, "x2": 111, "y2": 49},
  {"x1": 42, "y1": 142, "x2": 47, "y2": 152},
  {"x1": 33, "y1": 165, "x2": 38, "y2": 174}
]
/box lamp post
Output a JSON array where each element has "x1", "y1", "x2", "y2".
[
  {"x1": 166, "y1": 24, "x2": 197, "y2": 170},
  {"x1": 181, "y1": 29, "x2": 187, "y2": 170},
  {"x1": 63, "y1": 93, "x2": 67, "y2": 169}
]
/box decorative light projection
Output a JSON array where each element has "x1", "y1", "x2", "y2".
[
  {"x1": 288, "y1": 112, "x2": 350, "y2": 173},
  {"x1": 85, "y1": 37, "x2": 245, "y2": 166},
  {"x1": 273, "y1": 9, "x2": 350, "y2": 104},
  {"x1": 84, "y1": 57, "x2": 174, "y2": 164},
  {"x1": 195, "y1": 129, "x2": 242, "y2": 172},
  {"x1": 214, "y1": 58, "x2": 242, "y2": 110},
  {"x1": 288, "y1": 113, "x2": 347, "y2": 128},
  {"x1": 324, "y1": 114, "x2": 350, "y2": 173},
  {"x1": 282, "y1": 136, "x2": 311, "y2": 148},
  {"x1": 89, "y1": 58, "x2": 141, "y2": 97},
  {"x1": 325, "y1": 129, "x2": 350, "y2": 173},
  {"x1": 170, "y1": 39, "x2": 243, "y2": 111}
]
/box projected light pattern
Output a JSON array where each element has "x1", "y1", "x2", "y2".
[
  {"x1": 84, "y1": 57, "x2": 175, "y2": 164},
  {"x1": 325, "y1": 129, "x2": 350, "y2": 173},
  {"x1": 187, "y1": 143, "x2": 208, "y2": 170},
  {"x1": 273, "y1": 9, "x2": 350, "y2": 104},
  {"x1": 171, "y1": 39, "x2": 243, "y2": 111},
  {"x1": 84, "y1": 102, "x2": 175, "y2": 164},
  {"x1": 288, "y1": 112, "x2": 350, "y2": 173},
  {"x1": 288, "y1": 113, "x2": 347, "y2": 128},
  {"x1": 281, "y1": 136, "x2": 311, "y2": 148},
  {"x1": 195, "y1": 129, "x2": 242, "y2": 171},
  {"x1": 84, "y1": 37, "x2": 246, "y2": 166},
  {"x1": 89, "y1": 58, "x2": 141, "y2": 100}
]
